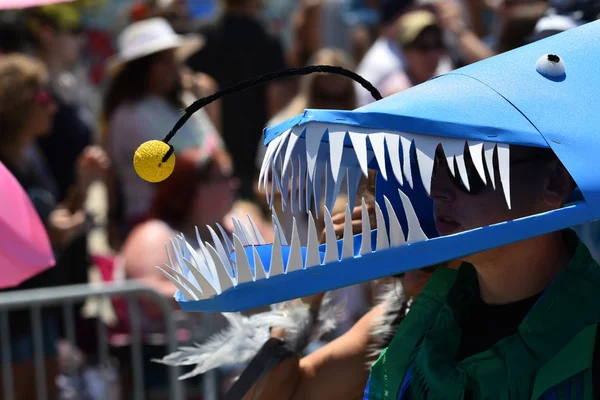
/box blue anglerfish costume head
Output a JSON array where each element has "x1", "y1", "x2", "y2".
[{"x1": 160, "y1": 21, "x2": 600, "y2": 312}]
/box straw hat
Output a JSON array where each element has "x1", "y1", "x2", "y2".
[{"x1": 107, "y1": 17, "x2": 204, "y2": 75}]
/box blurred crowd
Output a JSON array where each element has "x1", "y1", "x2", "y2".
[{"x1": 0, "y1": 0, "x2": 598, "y2": 398}]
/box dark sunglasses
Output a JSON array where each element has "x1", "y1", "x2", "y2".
[
  {"x1": 410, "y1": 38, "x2": 445, "y2": 52},
  {"x1": 433, "y1": 147, "x2": 556, "y2": 195}
]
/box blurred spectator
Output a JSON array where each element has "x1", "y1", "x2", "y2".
[
  {"x1": 103, "y1": 17, "x2": 225, "y2": 247},
  {"x1": 434, "y1": 0, "x2": 494, "y2": 65},
  {"x1": 25, "y1": 5, "x2": 112, "y2": 372},
  {"x1": 354, "y1": 0, "x2": 413, "y2": 107},
  {"x1": 119, "y1": 147, "x2": 238, "y2": 395},
  {"x1": 0, "y1": 54, "x2": 108, "y2": 400},
  {"x1": 25, "y1": 4, "x2": 97, "y2": 203},
  {"x1": 186, "y1": 0, "x2": 290, "y2": 202},
  {"x1": 489, "y1": 0, "x2": 548, "y2": 54},
  {"x1": 128, "y1": 0, "x2": 223, "y2": 130},
  {"x1": 288, "y1": 0, "x2": 322, "y2": 68},
  {"x1": 381, "y1": 9, "x2": 452, "y2": 96}
]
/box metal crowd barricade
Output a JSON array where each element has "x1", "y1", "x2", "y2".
[{"x1": 0, "y1": 281, "x2": 185, "y2": 400}]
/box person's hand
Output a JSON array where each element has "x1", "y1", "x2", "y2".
[
  {"x1": 319, "y1": 202, "x2": 376, "y2": 243},
  {"x1": 434, "y1": 0, "x2": 468, "y2": 35},
  {"x1": 76, "y1": 145, "x2": 110, "y2": 191},
  {"x1": 47, "y1": 207, "x2": 91, "y2": 247},
  {"x1": 181, "y1": 69, "x2": 219, "y2": 99}
]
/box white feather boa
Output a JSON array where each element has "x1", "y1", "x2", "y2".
[
  {"x1": 367, "y1": 280, "x2": 409, "y2": 366},
  {"x1": 155, "y1": 292, "x2": 345, "y2": 380}
]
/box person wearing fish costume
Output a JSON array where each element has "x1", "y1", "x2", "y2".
[{"x1": 132, "y1": 19, "x2": 600, "y2": 400}]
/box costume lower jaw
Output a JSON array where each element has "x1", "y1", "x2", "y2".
[{"x1": 157, "y1": 130, "x2": 594, "y2": 313}]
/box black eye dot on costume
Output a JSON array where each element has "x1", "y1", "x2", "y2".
[
  {"x1": 536, "y1": 53, "x2": 566, "y2": 79},
  {"x1": 548, "y1": 54, "x2": 560, "y2": 63}
]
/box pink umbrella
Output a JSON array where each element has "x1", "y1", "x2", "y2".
[
  {"x1": 0, "y1": 0, "x2": 73, "y2": 10},
  {"x1": 0, "y1": 161, "x2": 55, "y2": 289}
]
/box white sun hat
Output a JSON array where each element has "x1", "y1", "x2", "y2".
[{"x1": 107, "y1": 17, "x2": 205, "y2": 75}]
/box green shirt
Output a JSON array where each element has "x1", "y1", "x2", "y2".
[{"x1": 366, "y1": 237, "x2": 600, "y2": 400}]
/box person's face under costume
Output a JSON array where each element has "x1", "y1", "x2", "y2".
[{"x1": 429, "y1": 144, "x2": 575, "y2": 260}]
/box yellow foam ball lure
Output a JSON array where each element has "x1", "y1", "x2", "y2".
[{"x1": 133, "y1": 140, "x2": 176, "y2": 183}]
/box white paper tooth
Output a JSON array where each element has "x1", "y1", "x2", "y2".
[
  {"x1": 180, "y1": 233, "x2": 192, "y2": 260},
  {"x1": 328, "y1": 130, "x2": 346, "y2": 184},
  {"x1": 156, "y1": 267, "x2": 197, "y2": 301},
  {"x1": 195, "y1": 241, "x2": 221, "y2": 293},
  {"x1": 369, "y1": 133, "x2": 388, "y2": 181},
  {"x1": 400, "y1": 134, "x2": 414, "y2": 188},
  {"x1": 349, "y1": 131, "x2": 369, "y2": 177},
  {"x1": 313, "y1": 160, "x2": 326, "y2": 219},
  {"x1": 232, "y1": 218, "x2": 249, "y2": 246},
  {"x1": 306, "y1": 125, "x2": 326, "y2": 180},
  {"x1": 165, "y1": 242, "x2": 179, "y2": 275},
  {"x1": 305, "y1": 156, "x2": 314, "y2": 212},
  {"x1": 440, "y1": 138, "x2": 465, "y2": 177},
  {"x1": 270, "y1": 226, "x2": 285, "y2": 277},
  {"x1": 233, "y1": 235, "x2": 253, "y2": 284},
  {"x1": 497, "y1": 143, "x2": 511, "y2": 209},
  {"x1": 271, "y1": 209, "x2": 288, "y2": 246},
  {"x1": 162, "y1": 264, "x2": 203, "y2": 299},
  {"x1": 324, "y1": 206, "x2": 339, "y2": 263},
  {"x1": 298, "y1": 154, "x2": 306, "y2": 212},
  {"x1": 260, "y1": 134, "x2": 282, "y2": 191},
  {"x1": 455, "y1": 143, "x2": 471, "y2": 192},
  {"x1": 413, "y1": 135, "x2": 439, "y2": 195},
  {"x1": 187, "y1": 237, "x2": 214, "y2": 282},
  {"x1": 346, "y1": 167, "x2": 361, "y2": 210},
  {"x1": 375, "y1": 202, "x2": 389, "y2": 251},
  {"x1": 241, "y1": 218, "x2": 258, "y2": 246},
  {"x1": 247, "y1": 214, "x2": 266, "y2": 245},
  {"x1": 252, "y1": 246, "x2": 267, "y2": 280},
  {"x1": 269, "y1": 163, "x2": 276, "y2": 207},
  {"x1": 193, "y1": 226, "x2": 217, "y2": 279},
  {"x1": 279, "y1": 157, "x2": 290, "y2": 209},
  {"x1": 272, "y1": 129, "x2": 291, "y2": 167},
  {"x1": 216, "y1": 223, "x2": 235, "y2": 255},
  {"x1": 483, "y1": 142, "x2": 496, "y2": 190},
  {"x1": 170, "y1": 238, "x2": 185, "y2": 270},
  {"x1": 342, "y1": 204, "x2": 354, "y2": 259},
  {"x1": 207, "y1": 243, "x2": 234, "y2": 291},
  {"x1": 324, "y1": 161, "x2": 339, "y2": 212},
  {"x1": 183, "y1": 258, "x2": 218, "y2": 297},
  {"x1": 384, "y1": 195, "x2": 406, "y2": 247},
  {"x1": 305, "y1": 211, "x2": 321, "y2": 268},
  {"x1": 207, "y1": 226, "x2": 233, "y2": 275},
  {"x1": 468, "y1": 141, "x2": 487, "y2": 184},
  {"x1": 385, "y1": 133, "x2": 403, "y2": 185},
  {"x1": 282, "y1": 127, "x2": 303, "y2": 175},
  {"x1": 398, "y1": 189, "x2": 428, "y2": 243},
  {"x1": 286, "y1": 218, "x2": 303, "y2": 273},
  {"x1": 360, "y1": 198, "x2": 372, "y2": 255},
  {"x1": 290, "y1": 158, "x2": 297, "y2": 211}
]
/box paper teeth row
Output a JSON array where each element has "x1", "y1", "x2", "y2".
[
  {"x1": 258, "y1": 125, "x2": 511, "y2": 212},
  {"x1": 158, "y1": 189, "x2": 428, "y2": 302}
]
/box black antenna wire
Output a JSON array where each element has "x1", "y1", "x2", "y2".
[{"x1": 160, "y1": 65, "x2": 382, "y2": 162}]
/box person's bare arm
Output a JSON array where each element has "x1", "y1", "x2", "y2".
[
  {"x1": 243, "y1": 304, "x2": 384, "y2": 400},
  {"x1": 435, "y1": 0, "x2": 494, "y2": 64}
]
